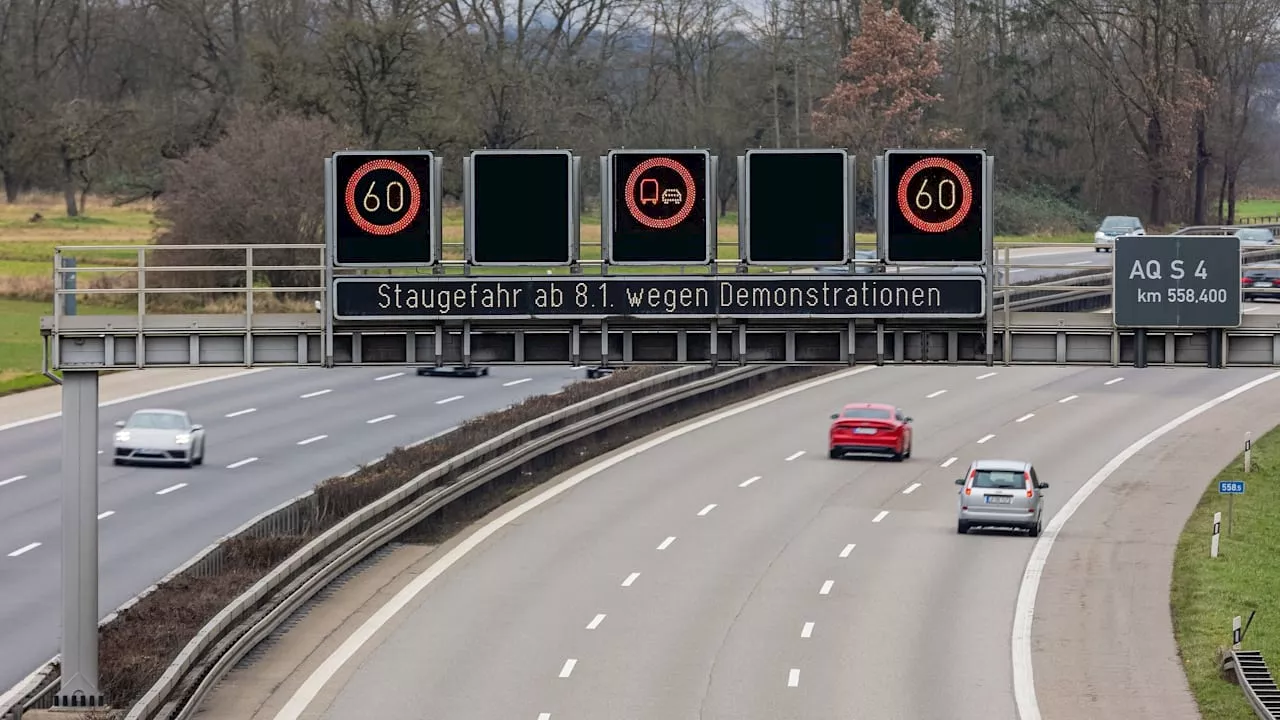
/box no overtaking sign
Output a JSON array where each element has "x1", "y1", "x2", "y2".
[{"x1": 1113, "y1": 235, "x2": 1241, "y2": 328}]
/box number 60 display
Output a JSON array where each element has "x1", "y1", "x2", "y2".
[{"x1": 882, "y1": 149, "x2": 987, "y2": 264}]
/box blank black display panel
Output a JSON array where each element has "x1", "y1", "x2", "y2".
[
  {"x1": 471, "y1": 152, "x2": 572, "y2": 264},
  {"x1": 746, "y1": 152, "x2": 846, "y2": 263},
  {"x1": 885, "y1": 150, "x2": 985, "y2": 263}
]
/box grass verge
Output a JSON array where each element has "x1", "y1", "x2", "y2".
[{"x1": 1171, "y1": 424, "x2": 1280, "y2": 719}]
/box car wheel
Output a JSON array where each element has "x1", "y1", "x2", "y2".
[
  {"x1": 1095, "y1": 247, "x2": 1101, "y2": 253},
  {"x1": 1029, "y1": 520, "x2": 1042, "y2": 538},
  {"x1": 112, "y1": 458, "x2": 123, "y2": 466},
  {"x1": 904, "y1": 442, "x2": 912, "y2": 459},
  {"x1": 829, "y1": 449, "x2": 841, "y2": 460},
  {"x1": 194, "y1": 444, "x2": 204, "y2": 466},
  {"x1": 957, "y1": 520, "x2": 969, "y2": 534}
]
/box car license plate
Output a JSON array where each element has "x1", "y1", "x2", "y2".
[
  {"x1": 854, "y1": 427, "x2": 876, "y2": 435},
  {"x1": 985, "y1": 495, "x2": 1012, "y2": 504},
  {"x1": 1258, "y1": 282, "x2": 1273, "y2": 288}
]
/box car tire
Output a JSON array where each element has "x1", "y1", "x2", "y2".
[
  {"x1": 194, "y1": 445, "x2": 204, "y2": 466},
  {"x1": 957, "y1": 520, "x2": 969, "y2": 534},
  {"x1": 112, "y1": 458, "x2": 123, "y2": 466},
  {"x1": 1029, "y1": 520, "x2": 1042, "y2": 537},
  {"x1": 904, "y1": 442, "x2": 912, "y2": 459},
  {"x1": 1095, "y1": 247, "x2": 1101, "y2": 253},
  {"x1": 829, "y1": 449, "x2": 841, "y2": 460}
]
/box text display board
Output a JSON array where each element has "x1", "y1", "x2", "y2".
[
  {"x1": 742, "y1": 149, "x2": 850, "y2": 265},
  {"x1": 333, "y1": 275, "x2": 986, "y2": 320},
  {"x1": 333, "y1": 151, "x2": 437, "y2": 266},
  {"x1": 1113, "y1": 235, "x2": 1241, "y2": 328},
  {"x1": 883, "y1": 149, "x2": 986, "y2": 264},
  {"x1": 468, "y1": 150, "x2": 574, "y2": 265},
  {"x1": 607, "y1": 149, "x2": 712, "y2": 264}
]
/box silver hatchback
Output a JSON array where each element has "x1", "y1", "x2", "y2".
[{"x1": 954, "y1": 459, "x2": 1048, "y2": 536}]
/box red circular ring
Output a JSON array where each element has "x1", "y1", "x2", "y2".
[
  {"x1": 623, "y1": 157, "x2": 697, "y2": 230},
  {"x1": 343, "y1": 159, "x2": 422, "y2": 236},
  {"x1": 896, "y1": 157, "x2": 973, "y2": 233}
]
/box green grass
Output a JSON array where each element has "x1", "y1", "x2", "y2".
[
  {"x1": 1171, "y1": 426, "x2": 1280, "y2": 719},
  {"x1": 1234, "y1": 199, "x2": 1280, "y2": 220},
  {"x1": 0, "y1": 298, "x2": 118, "y2": 396}
]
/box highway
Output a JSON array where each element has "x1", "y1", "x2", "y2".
[
  {"x1": 243, "y1": 363, "x2": 1280, "y2": 720},
  {"x1": 0, "y1": 365, "x2": 583, "y2": 693}
]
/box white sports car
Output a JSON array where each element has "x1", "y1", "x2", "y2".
[{"x1": 112, "y1": 409, "x2": 206, "y2": 468}]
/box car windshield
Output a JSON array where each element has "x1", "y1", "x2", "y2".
[
  {"x1": 1238, "y1": 229, "x2": 1273, "y2": 241},
  {"x1": 126, "y1": 412, "x2": 189, "y2": 430},
  {"x1": 841, "y1": 407, "x2": 891, "y2": 419},
  {"x1": 971, "y1": 469, "x2": 1026, "y2": 489},
  {"x1": 1100, "y1": 218, "x2": 1136, "y2": 231}
]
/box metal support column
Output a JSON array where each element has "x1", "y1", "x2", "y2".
[
  {"x1": 1208, "y1": 328, "x2": 1223, "y2": 368},
  {"x1": 1134, "y1": 329, "x2": 1148, "y2": 368},
  {"x1": 55, "y1": 370, "x2": 103, "y2": 708}
]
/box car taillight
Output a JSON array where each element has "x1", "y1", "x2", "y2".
[
  {"x1": 1025, "y1": 471, "x2": 1034, "y2": 498},
  {"x1": 1243, "y1": 277, "x2": 1252, "y2": 284},
  {"x1": 965, "y1": 468, "x2": 975, "y2": 495}
]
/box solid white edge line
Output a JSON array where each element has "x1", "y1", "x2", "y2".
[
  {"x1": 268, "y1": 365, "x2": 878, "y2": 720},
  {"x1": 0, "y1": 475, "x2": 26, "y2": 487},
  {"x1": 1011, "y1": 369, "x2": 1280, "y2": 720},
  {"x1": 0, "y1": 368, "x2": 271, "y2": 433}
]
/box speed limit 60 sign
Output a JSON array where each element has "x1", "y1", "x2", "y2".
[
  {"x1": 882, "y1": 149, "x2": 988, "y2": 264},
  {"x1": 331, "y1": 150, "x2": 440, "y2": 266}
]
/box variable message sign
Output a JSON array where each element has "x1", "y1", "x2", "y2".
[
  {"x1": 1219, "y1": 481, "x2": 1245, "y2": 494},
  {"x1": 606, "y1": 149, "x2": 713, "y2": 265},
  {"x1": 882, "y1": 149, "x2": 987, "y2": 264},
  {"x1": 332, "y1": 151, "x2": 439, "y2": 266},
  {"x1": 741, "y1": 149, "x2": 850, "y2": 265},
  {"x1": 1113, "y1": 235, "x2": 1241, "y2": 328},
  {"x1": 333, "y1": 275, "x2": 986, "y2": 320},
  {"x1": 467, "y1": 149, "x2": 575, "y2": 266}
]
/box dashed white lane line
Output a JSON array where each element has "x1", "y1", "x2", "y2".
[
  {"x1": 504, "y1": 378, "x2": 532, "y2": 387},
  {"x1": 819, "y1": 580, "x2": 834, "y2": 595},
  {"x1": 0, "y1": 475, "x2": 26, "y2": 487},
  {"x1": 977, "y1": 433, "x2": 996, "y2": 444},
  {"x1": 8, "y1": 542, "x2": 41, "y2": 557},
  {"x1": 977, "y1": 372, "x2": 998, "y2": 380},
  {"x1": 903, "y1": 483, "x2": 922, "y2": 495},
  {"x1": 872, "y1": 510, "x2": 890, "y2": 523},
  {"x1": 941, "y1": 457, "x2": 958, "y2": 468},
  {"x1": 1016, "y1": 413, "x2": 1035, "y2": 423},
  {"x1": 225, "y1": 408, "x2": 256, "y2": 418},
  {"x1": 227, "y1": 457, "x2": 258, "y2": 469},
  {"x1": 538, "y1": 714, "x2": 552, "y2": 720},
  {"x1": 1067, "y1": 260, "x2": 1092, "y2": 266},
  {"x1": 1105, "y1": 377, "x2": 1125, "y2": 386},
  {"x1": 586, "y1": 614, "x2": 606, "y2": 630},
  {"x1": 97, "y1": 511, "x2": 115, "y2": 520},
  {"x1": 1059, "y1": 394, "x2": 1079, "y2": 404},
  {"x1": 801, "y1": 622, "x2": 815, "y2": 638},
  {"x1": 300, "y1": 389, "x2": 331, "y2": 398},
  {"x1": 926, "y1": 389, "x2": 947, "y2": 398},
  {"x1": 784, "y1": 450, "x2": 805, "y2": 462},
  {"x1": 375, "y1": 372, "x2": 404, "y2": 381},
  {"x1": 622, "y1": 572, "x2": 640, "y2": 587},
  {"x1": 739, "y1": 476, "x2": 761, "y2": 487},
  {"x1": 657, "y1": 536, "x2": 676, "y2": 550},
  {"x1": 367, "y1": 414, "x2": 396, "y2": 424},
  {"x1": 297, "y1": 435, "x2": 327, "y2": 446},
  {"x1": 839, "y1": 543, "x2": 856, "y2": 558},
  {"x1": 788, "y1": 668, "x2": 801, "y2": 687},
  {"x1": 156, "y1": 483, "x2": 187, "y2": 495},
  {"x1": 436, "y1": 395, "x2": 465, "y2": 405},
  {"x1": 558, "y1": 659, "x2": 577, "y2": 678},
  {"x1": 697, "y1": 504, "x2": 717, "y2": 516}
]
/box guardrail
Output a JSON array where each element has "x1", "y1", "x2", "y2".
[
  {"x1": 1, "y1": 363, "x2": 716, "y2": 719},
  {"x1": 127, "y1": 363, "x2": 794, "y2": 720},
  {"x1": 1224, "y1": 649, "x2": 1280, "y2": 719}
]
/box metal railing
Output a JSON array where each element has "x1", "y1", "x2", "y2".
[{"x1": 1224, "y1": 649, "x2": 1280, "y2": 719}]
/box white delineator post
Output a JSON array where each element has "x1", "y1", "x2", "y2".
[
  {"x1": 1244, "y1": 432, "x2": 1252, "y2": 473},
  {"x1": 1233, "y1": 615, "x2": 1243, "y2": 650},
  {"x1": 1212, "y1": 511, "x2": 1222, "y2": 558}
]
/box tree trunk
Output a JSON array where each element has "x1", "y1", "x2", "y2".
[
  {"x1": 1146, "y1": 115, "x2": 1164, "y2": 225},
  {"x1": 1192, "y1": 108, "x2": 1208, "y2": 225},
  {"x1": 1226, "y1": 168, "x2": 1238, "y2": 224},
  {"x1": 3, "y1": 171, "x2": 19, "y2": 204},
  {"x1": 62, "y1": 155, "x2": 79, "y2": 218}
]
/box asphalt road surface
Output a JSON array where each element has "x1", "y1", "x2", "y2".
[
  {"x1": 0, "y1": 365, "x2": 582, "y2": 692},
  {"x1": 284, "y1": 364, "x2": 1279, "y2": 720}
]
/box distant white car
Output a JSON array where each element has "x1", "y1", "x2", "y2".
[
  {"x1": 1094, "y1": 215, "x2": 1145, "y2": 252},
  {"x1": 112, "y1": 409, "x2": 205, "y2": 468}
]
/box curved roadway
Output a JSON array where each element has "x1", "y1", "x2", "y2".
[
  {"x1": 266, "y1": 363, "x2": 1280, "y2": 720},
  {"x1": 0, "y1": 365, "x2": 582, "y2": 692}
]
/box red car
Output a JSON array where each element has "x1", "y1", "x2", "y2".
[{"x1": 828, "y1": 402, "x2": 913, "y2": 461}]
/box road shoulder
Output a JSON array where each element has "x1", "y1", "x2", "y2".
[{"x1": 1031, "y1": 381, "x2": 1280, "y2": 720}]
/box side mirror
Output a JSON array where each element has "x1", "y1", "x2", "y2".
[
  {"x1": 830, "y1": 413, "x2": 839, "y2": 420},
  {"x1": 191, "y1": 424, "x2": 203, "y2": 431},
  {"x1": 1037, "y1": 482, "x2": 1049, "y2": 489},
  {"x1": 954, "y1": 478, "x2": 965, "y2": 485},
  {"x1": 114, "y1": 420, "x2": 126, "y2": 428},
  {"x1": 904, "y1": 417, "x2": 913, "y2": 423}
]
